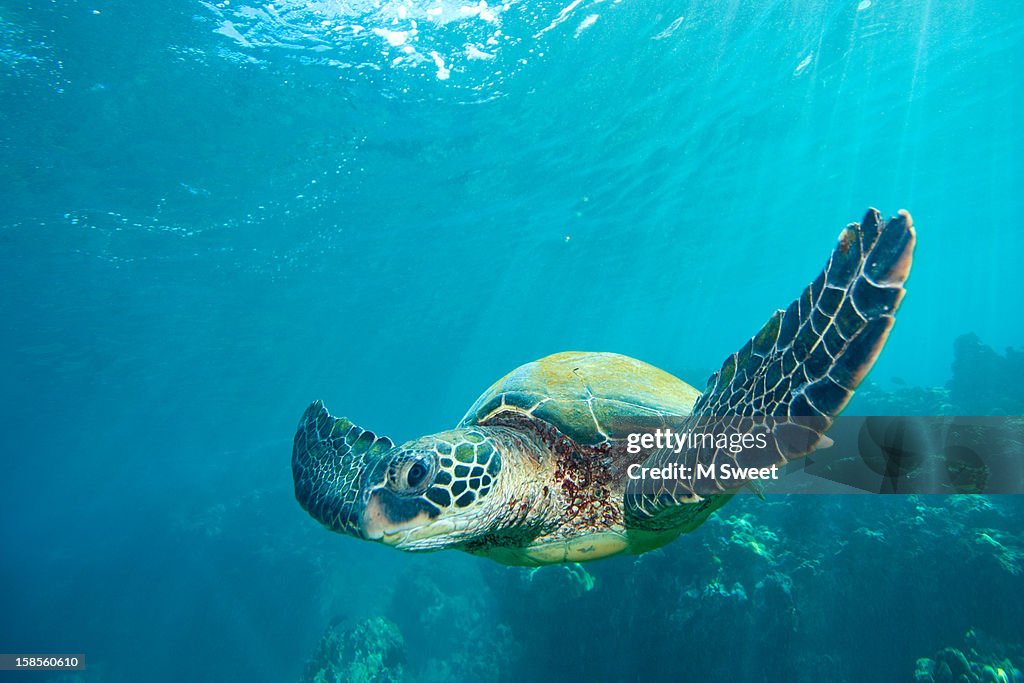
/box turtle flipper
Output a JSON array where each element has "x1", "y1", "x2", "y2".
[
  {"x1": 292, "y1": 401, "x2": 395, "y2": 536},
  {"x1": 625, "y1": 209, "x2": 915, "y2": 529}
]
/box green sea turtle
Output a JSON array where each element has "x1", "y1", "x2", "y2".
[{"x1": 293, "y1": 209, "x2": 915, "y2": 565}]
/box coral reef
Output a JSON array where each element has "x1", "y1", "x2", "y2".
[
  {"x1": 914, "y1": 630, "x2": 1023, "y2": 683},
  {"x1": 949, "y1": 334, "x2": 1024, "y2": 415},
  {"x1": 854, "y1": 383, "x2": 954, "y2": 416},
  {"x1": 852, "y1": 333, "x2": 1024, "y2": 417},
  {"x1": 974, "y1": 531, "x2": 1024, "y2": 576},
  {"x1": 387, "y1": 567, "x2": 521, "y2": 683},
  {"x1": 301, "y1": 617, "x2": 405, "y2": 683}
]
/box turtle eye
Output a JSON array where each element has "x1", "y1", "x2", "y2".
[
  {"x1": 385, "y1": 449, "x2": 435, "y2": 493},
  {"x1": 406, "y1": 462, "x2": 428, "y2": 488}
]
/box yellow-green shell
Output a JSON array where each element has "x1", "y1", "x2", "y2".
[{"x1": 458, "y1": 352, "x2": 701, "y2": 445}]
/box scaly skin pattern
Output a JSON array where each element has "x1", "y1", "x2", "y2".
[{"x1": 388, "y1": 425, "x2": 562, "y2": 554}]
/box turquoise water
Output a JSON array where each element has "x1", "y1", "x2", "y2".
[{"x1": 1, "y1": 1, "x2": 1022, "y2": 681}]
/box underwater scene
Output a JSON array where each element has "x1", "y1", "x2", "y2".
[{"x1": 2, "y1": 0, "x2": 1023, "y2": 681}]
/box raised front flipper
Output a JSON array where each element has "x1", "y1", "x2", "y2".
[
  {"x1": 625, "y1": 209, "x2": 915, "y2": 529},
  {"x1": 292, "y1": 400, "x2": 395, "y2": 535}
]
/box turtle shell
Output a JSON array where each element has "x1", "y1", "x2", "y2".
[{"x1": 458, "y1": 352, "x2": 700, "y2": 446}]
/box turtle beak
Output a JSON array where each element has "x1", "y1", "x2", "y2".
[
  {"x1": 361, "y1": 490, "x2": 388, "y2": 541},
  {"x1": 360, "y1": 486, "x2": 441, "y2": 546}
]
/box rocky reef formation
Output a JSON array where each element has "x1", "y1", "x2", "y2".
[
  {"x1": 851, "y1": 333, "x2": 1024, "y2": 417},
  {"x1": 914, "y1": 630, "x2": 1023, "y2": 683},
  {"x1": 301, "y1": 617, "x2": 405, "y2": 683},
  {"x1": 949, "y1": 334, "x2": 1024, "y2": 415},
  {"x1": 852, "y1": 383, "x2": 954, "y2": 416}
]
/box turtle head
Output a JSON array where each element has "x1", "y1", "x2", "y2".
[
  {"x1": 292, "y1": 402, "x2": 507, "y2": 552},
  {"x1": 359, "y1": 429, "x2": 506, "y2": 551}
]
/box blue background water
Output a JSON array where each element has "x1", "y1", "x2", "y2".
[{"x1": 1, "y1": 1, "x2": 1022, "y2": 681}]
